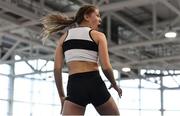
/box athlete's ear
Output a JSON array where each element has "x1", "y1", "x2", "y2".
[{"x1": 84, "y1": 14, "x2": 89, "y2": 21}]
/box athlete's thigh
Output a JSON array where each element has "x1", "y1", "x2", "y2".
[
  {"x1": 95, "y1": 96, "x2": 120, "y2": 115},
  {"x1": 62, "y1": 100, "x2": 86, "y2": 115}
]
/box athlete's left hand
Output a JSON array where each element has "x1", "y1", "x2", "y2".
[{"x1": 60, "y1": 96, "x2": 66, "y2": 114}]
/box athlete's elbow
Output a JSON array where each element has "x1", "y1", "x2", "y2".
[
  {"x1": 101, "y1": 63, "x2": 112, "y2": 71},
  {"x1": 54, "y1": 68, "x2": 62, "y2": 74}
]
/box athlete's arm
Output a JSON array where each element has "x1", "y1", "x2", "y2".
[
  {"x1": 91, "y1": 31, "x2": 117, "y2": 87},
  {"x1": 54, "y1": 33, "x2": 67, "y2": 100}
]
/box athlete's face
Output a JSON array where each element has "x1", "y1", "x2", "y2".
[{"x1": 85, "y1": 9, "x2": 101, "y2": 30}]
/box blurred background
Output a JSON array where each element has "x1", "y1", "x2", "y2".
[{"x1": 0, "y1": 0, "x2": 180, "y2": 116}]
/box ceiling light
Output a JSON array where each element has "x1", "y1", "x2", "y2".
[
  {"x1": 122, "y1": 67, "x2": 131, "y2": 72},
  {"x1": 165, "y1": 31, "x2": 177, "y2": 38}
]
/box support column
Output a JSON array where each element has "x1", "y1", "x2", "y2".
[
  {"x1": 152, "y1": 2, "x2": 157, "y2": 39},
  {"x1": 8, "y1": 56, "x2": 15, "y2": 116},
  {"x1": 39, "y1": 0, "x2": 45, "y2": 16},
  {"x1": 107, "y1": 13, "x2": 111, "y2": 41},
  {"x1": 160, "y1": 73, "x2": 164, "y2": 116},
  {"x1": 0, "y1": 37, "x2": 2, "y2": 58},
  {"x1": 110, "y1": 17, "x2": 119, "y2": 44},
  {"x1": 138, "y1": 75, "x2": 142, "y2": 116}
]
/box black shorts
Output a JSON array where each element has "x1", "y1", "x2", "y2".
[{"x1": 65, "y1": 70, "x2": 111, "y2": 107}]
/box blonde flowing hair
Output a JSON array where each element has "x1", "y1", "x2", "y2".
[
  {"x1": 40, "y1": 12, "x2": 75, "y2": 44},
  {"x1": 40, "y1": 5, "x2": 97, "y2": 44}
]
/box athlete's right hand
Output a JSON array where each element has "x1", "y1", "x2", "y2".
[
  {"x1": 60, "y1": 96, "x2": 66, "y2": 114},
  {"x1": 114, "y1": 86, "x2": 122, "y2": 98},
  {"x1": 109, "y1": 84, "x2": 122, "y2": 98}
]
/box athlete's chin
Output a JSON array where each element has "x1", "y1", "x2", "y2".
[
  {"x1": 95, "y1": 25, "x2": 101, "y2": 30},
  {"x1": 91, "y1": 24, "x2": 101, "y2": 30},
  {"x1": 95, "y1": 27, "x2": 99, "y2": 30},
  {"x1": 92, "y1": 26, "x2": 98, "y2": 30}
]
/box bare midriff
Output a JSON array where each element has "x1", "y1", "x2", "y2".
[{"x1": 67, "y1": 61, "x2": 99, "y2": 75}]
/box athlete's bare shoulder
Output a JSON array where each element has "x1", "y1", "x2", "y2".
[
  {"x1": 58, "y1": 31, "x2": 68, "y2": 45},
  {"x1": 91, "y1": 30, "x2": 105, "y2": 37},
  {"x1": 90, "y1": 30, "x2": 106, "y2": 44}
]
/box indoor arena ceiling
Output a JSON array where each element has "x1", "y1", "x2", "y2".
[{"x1": 1, "y1": 0, "x2": 180, "y2": 78}]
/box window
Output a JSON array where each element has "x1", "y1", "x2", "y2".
[
  {"x1": 164, "y1": 90, "x2": 180, "y2": 110},
  {"x1": 15, "y1": 62, "x2": 33, "y2": 75},
  {"x1": 13, "y1": 102, "x2": 31, "y2": 116},
  {"x1": 0, "y1": 76, "x2": 9, "y2": 99},
  {"x1": 0, "y1": 64, "x2": 10, "y2": 75},
  {"x1": 140, "y1": 111, "x2": 161, "y2": 116},
  {"x1": 119, "y1": 88, "x2": 139, "y2": 109},
  {"x1": 0, "y1": 100, "x2": 8, "y2": 116},
  {"x1": 14, "y1": 77, "x2": 31, "y2": 102},
  {"x1": 140, "y1": 89, "x2": 160, "y2": 109},
  {"x1": 164, "y1": 111, "x2": 180, "y2": 116}
]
